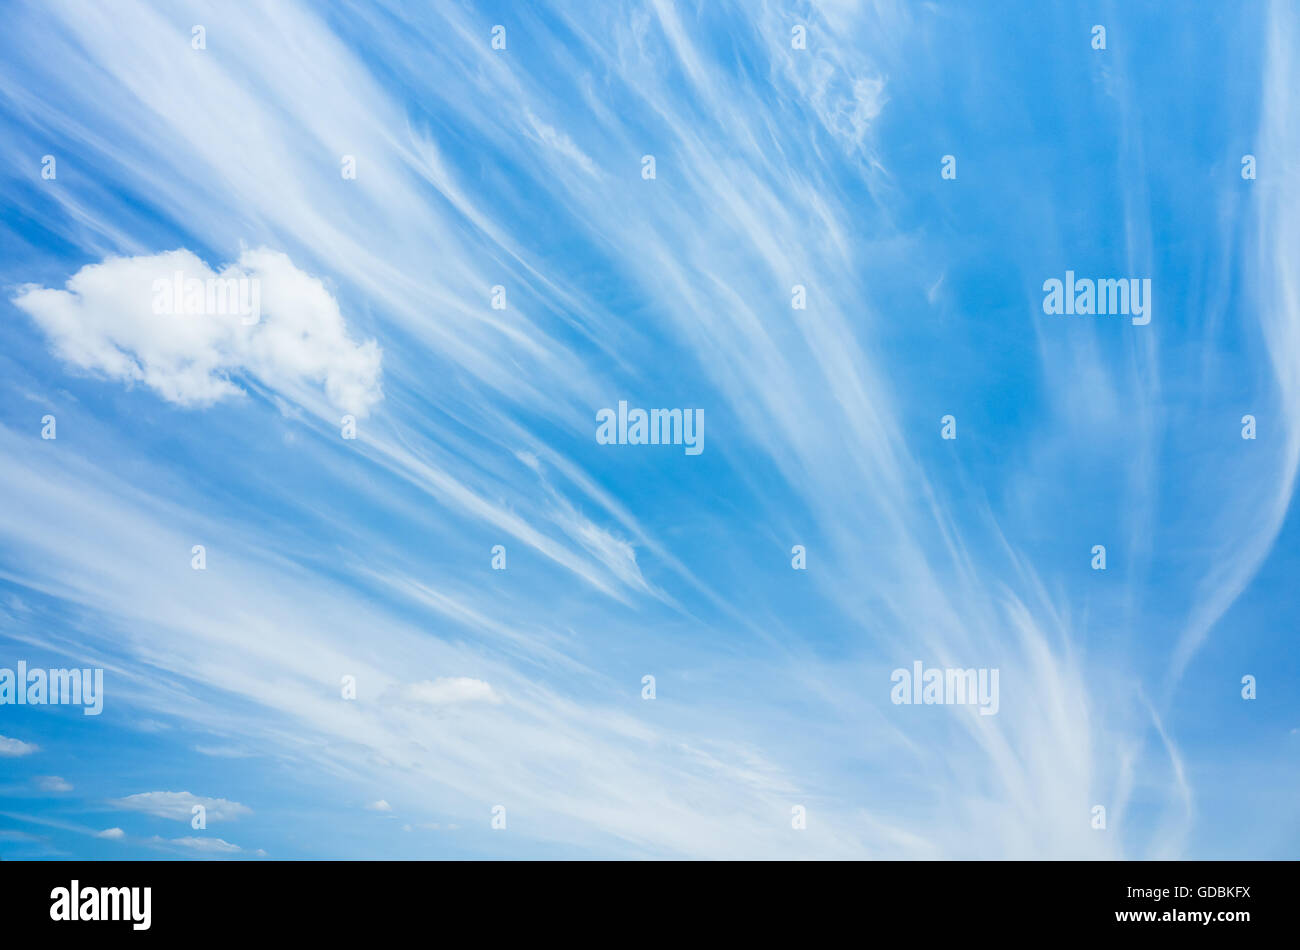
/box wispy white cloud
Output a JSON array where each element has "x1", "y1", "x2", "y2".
[
  {"x1": 194, "y1": 745, "x2": 256, "y2": 759},
  {"x1": 165, "y1": 836, "x2": 242, "y2": 854},
  {"x1": 111, "y1": 791, "x2": 251, "y2": 823},
  {"x1": 387, "y1": 678, "x2": 502, "y2": 707}
]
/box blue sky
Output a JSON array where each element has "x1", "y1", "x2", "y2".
[{"x1": 0, "y1": 0, "x2": 1297, "y2": 859}]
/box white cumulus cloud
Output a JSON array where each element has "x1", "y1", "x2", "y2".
[
  {"x1": 0, "y1": 735, "x2": 38, "y2": 757},
  {"x1": 12, "y1": 248, "x2": 383, "y2": 416}
]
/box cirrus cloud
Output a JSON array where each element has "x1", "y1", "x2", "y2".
[
  {"x1": 165, "y1": 836, "x2": 242, "y2": 853},
  {"x1": 110, "y1": 790, "x2": 251, "y2": 823},
  {"x1": 388, "y1": 677, "x2": 502, "y2": 707}
]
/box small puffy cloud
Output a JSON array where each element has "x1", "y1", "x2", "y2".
[
  {"x1": 36, "y1": 775, "x2": 72, "y2": 792},
  {"x1": 365, "y1": 799, "x2": 393, "y2": 812},
  {"x1": 13, "y1": 247, "x2": 382, "y2": 416},
  {"x1": 0, "y1": 735, "x2": 38, "y2": 757},
  {"x1": 111, "y1": 790, "x2": 251, "y2": 822},
  {"x1": 96, "y1": 827, "x2": 126, "y2": 840},
  {"x1": 390, "y1": 677, "x2": 502, "y2": 707},
  {"x1": 168, "y1": 836, "x2": 241, "y2": 853}
]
